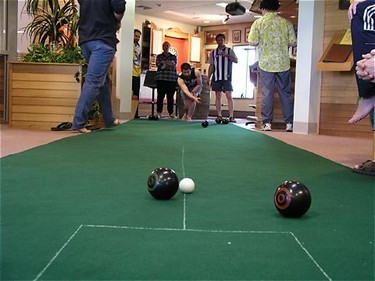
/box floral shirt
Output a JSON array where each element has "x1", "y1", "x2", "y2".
[
  {"x1": 132, "y1": 42, "x2": 142, "y2": 77},
  {"x1": 248, "y1": 12, "x2": 296, "y2": 72}
]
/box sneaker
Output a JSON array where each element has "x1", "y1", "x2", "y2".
[
  {"x1": 263, "y1": 123, "x2": 272, "y2": 131},
  {"x1": 286, "y1": 123, "x2": 293, "y2": 132},
  {"x1": 169, "y1": 114, "x2": 177, "y2": 119},
  {"x1": 229, "y1": 117, "x2": 236, "y2": 123}
]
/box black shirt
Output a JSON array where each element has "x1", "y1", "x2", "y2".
[{"x1": 78, "y1": 0, "x2": 126, "y2": 49}]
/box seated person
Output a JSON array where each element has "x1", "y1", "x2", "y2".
[
  {"x1": 177, "y1": 63, "x2": 202, "y2": 121},
  {"x1": 350, "y1": 49, "x2": 375, "y2": 124}
]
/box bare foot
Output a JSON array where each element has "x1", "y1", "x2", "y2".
[
  {"x1": 348, "y1": 96, "x2": 375, "y2": 124},
  {"x1": 74, "y1": 128, "x2": 91, "y2": 133},
  {"x1": 113, "y1": 119, "x2": 120, "y2": 126}
]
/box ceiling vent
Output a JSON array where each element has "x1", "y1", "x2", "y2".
[{"x1": 225, "y1": 1, "x2": 246, "y2": 16}]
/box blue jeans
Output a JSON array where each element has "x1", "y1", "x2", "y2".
[
  {"x1": 72, "y1": 40, "x2": 116, "y2": 130},
  {"x1": 259, "y1": 69, "x2": 294, "y2": 124}
]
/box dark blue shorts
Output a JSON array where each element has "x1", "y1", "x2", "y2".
[{"x1": 211, "y1": 80, "x2": 233, "y2": 92}]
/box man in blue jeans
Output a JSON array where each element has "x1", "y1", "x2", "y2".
[
  {"x1": 72, "y1": 0, "x2": 126, "y2": 133},
  {"x1": 248, "y1": 0, "x2": 296, "y2": 132}
]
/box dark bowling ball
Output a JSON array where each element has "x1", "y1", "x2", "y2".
[
  {"x1": 202, "y1": 120, "x2": 209, "y2": 127},
  {"x1": 274, "y1": 180, "x2": 311, "y2": 218},
  {"x1": 215, "y1": 117, "x2": 222, "y2": 124},
  {"x1": 222, "y1": 118, "x2": 229, "y2": 124},
  {"x1": 147, "y1": 167, "x2": 179, "y2": 200}
]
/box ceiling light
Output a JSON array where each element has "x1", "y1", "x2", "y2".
[{"x1": 216, "y1": 3, "x2": 228, "y2": 8}]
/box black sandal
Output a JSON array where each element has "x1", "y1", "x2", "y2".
[
  {"x1": 352, "y1": 160, "x2": 375, "y2": 176},
  {"x1": 229, "y1": 117, "x2": 236, "y2": 123},
  {"x1": 51, "y1": 122, "x2": 72, "y2": 131}
]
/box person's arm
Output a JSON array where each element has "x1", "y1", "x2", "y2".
[
  {"x1": 222, "y1": 49, "x2": 238, "y2": 63},
  {"x1": 207, "y1": 64, "x2": 214, "y2": 86},
  {"x1": 177, "y1": 77, "x2": 201, "y2": 103},
  {"x1": 348, "y1": 0, "x2": 367, "y2": 19},
  {"x1": 112, "y1": 0, "x2": 126, "y2": 30},
  {"x1": 207, "y1": 50, "x2": 215, "y2": 86},
  {"x1": 248, "y1": 23, "x2": 259, "y2": 47}
]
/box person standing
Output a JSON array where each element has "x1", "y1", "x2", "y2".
[
  {"x1": 248, "y1": 0, "x2": 296, "y2": 132},
  {"x1": 177, "y1": 63, "x2": 202, "y2": 121},
  {"x1": 347, "y1": 0, "x2": 375, "y2": 124},
  {"x1": 155, "y1": 41, "x2": 178, "y2": 119},
  {"x1": 72, "y1": 0, "x2": 126, "y2": 133},
  {"x1": 207, "y1": 33, "x2": 238, "y2": 123},
  {"x1": 132, "y1": 29, "x2": 142, "y2": 118}
]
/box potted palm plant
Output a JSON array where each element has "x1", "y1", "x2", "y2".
[{"x1": 7, "y1": 0, "x2": 88, "y2": 130}]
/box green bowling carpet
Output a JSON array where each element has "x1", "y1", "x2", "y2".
[{"x1": 1, "y1": 120, "x2": 374, "y2": 280}]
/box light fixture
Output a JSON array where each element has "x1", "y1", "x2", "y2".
[{"x1": 225, "y1": 1, "x2": 246, "y2": 16}]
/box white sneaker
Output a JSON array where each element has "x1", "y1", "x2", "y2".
[
  {"x1": 286, "y1": 123, "x2": 293, "y2": 132},
  {"x1": 263, "y1": 123, "x2": 272, "y2": 131}
]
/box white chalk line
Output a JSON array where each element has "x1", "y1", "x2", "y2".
[
  {"x1": 33, "y1": 224, "x2": 83, "y2": 281},
  {"x1": 181, "y1": 145, "x2": 187, "y2": 230},
  {"x1": 290, "y1": 232, "x2": 332, "y2": 281},
  {"x1": 34, "y1": 224, "x2": 331, "y2": 281}
]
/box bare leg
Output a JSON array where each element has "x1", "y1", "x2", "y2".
[
  {"x1": 215, "y1": 91, "x2": 222, "y2": 117},
  {"x1": 186, "y1": 100, "x2": 196, "y2": 121},
  {"x1": 225, "y1": 91, "x2": 234, "y2": 118},
  {"x1": 348, "y1": 96, "x2": 375, "y2": 124},
  {"x1": 183, "y1": 99, "x2": 195, "y2": 121}
]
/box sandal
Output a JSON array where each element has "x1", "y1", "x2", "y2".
[
  {"x1": 229, "y1": 117, "x2": 236, "y2": 123},
  {"x1": 51, "y1": 122, "x2": 72, "y2": 131},
  {"x1": 352, "y1": 160, "x2": 375, "y2": 176}
]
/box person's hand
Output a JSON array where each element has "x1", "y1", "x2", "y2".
[
  {"x1": 356, "y1": 52, "x2": 375, "y2": 82},
  {"x1": 195, "y1": 97, "x2": 201, "y2": 104},
  {"x1": 348, "y1": 0, "x2": 367, "y2": 20}
]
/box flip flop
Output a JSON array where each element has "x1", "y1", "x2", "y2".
[
  {"x1": 51, "y1": 122, "x2": 72, "y2": 131},
  {"x1": 352, "y1": 160, "x2": 375, "y2": 176},
  {"x1": 85, "y1": 124, "x2": 102, "y2": 131}
]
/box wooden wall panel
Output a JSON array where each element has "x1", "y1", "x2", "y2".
[
  {"x1": 319, "y1": 1, "x2": 372, "y2": 138},
  {"x1": 0, "y1": 55, "x2": 5, "y2": 121}
]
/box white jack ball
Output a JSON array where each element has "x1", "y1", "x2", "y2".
[{"x1": 179, "y1": 178, "x2": 195, "y2": 193}]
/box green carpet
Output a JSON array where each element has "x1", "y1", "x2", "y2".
[{"x1": 1, "y1": 120, "x2": 374, "y2": 280}]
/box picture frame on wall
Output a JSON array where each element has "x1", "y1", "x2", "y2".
[
  {"x1": 205, "y1": 49, "x2": 214, "y2": 63},
  {"x1": 232, "y1": 30, "x2": 241, "y2": 43},
  {"x1": 205, "y1": 30, "x2": 228, "y2": 45},
  {"x1": 244, "y1": 27, "x2": 251, "y2": 42}
]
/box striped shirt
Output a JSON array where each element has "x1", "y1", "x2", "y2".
[{"x1": 209, "y1": 47, "x2": 237, "y2": 81}]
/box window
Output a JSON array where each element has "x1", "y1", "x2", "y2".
[{"x1": 232, "y1": 45, "x2": 257, "y2": 99}]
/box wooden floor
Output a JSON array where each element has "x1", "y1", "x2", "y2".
[{"x1": 1, "y1": 119, "x2": 373, "y2": 169}]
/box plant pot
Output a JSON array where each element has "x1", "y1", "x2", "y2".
[{"x1": 8, "y1": 61, "x2": 81, "y2": 130}]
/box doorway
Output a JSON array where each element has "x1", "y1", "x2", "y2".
[{"x1": 231, "y1": 45, "x2": 257, "y2": 99}]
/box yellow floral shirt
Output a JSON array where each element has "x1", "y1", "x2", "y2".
[{"x1": 248, "y1": 12, "x2": 296, "y2": 72}]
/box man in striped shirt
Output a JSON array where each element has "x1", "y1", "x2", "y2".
[{"x1": 207, "y1": 34, "x2": 238, "y2": 123}]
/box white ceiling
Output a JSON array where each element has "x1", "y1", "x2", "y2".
[{"x1": 135, "y1": 0, "x2": 258, "y2": 27}]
